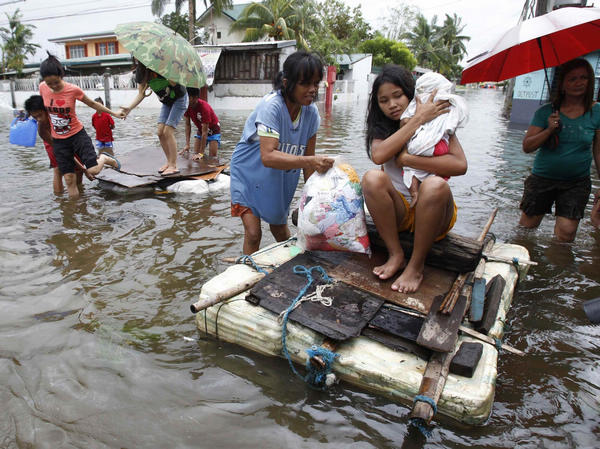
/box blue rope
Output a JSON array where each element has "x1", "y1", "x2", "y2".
[
  {"x1": 494, "y1": 338, "x2": 503, "y2": 352},
  {"x1": 413, "y1": 395, "x2": 438, "y2": 414},
  {"x1": 409, "y1": 418, "x2": 433, "y2": 438},
  {"x1": 236, "y1": 254, "x2": 269, "y2": 275},
  {"x1": 409, "y1": 395, "x2": 438, "y2": 437},
  {"x1": 280, "y1": 265, "x2": 337, "y2": 389},
  {"x1": 511, "y1": 257, "x2": 521, "y2": 289}
]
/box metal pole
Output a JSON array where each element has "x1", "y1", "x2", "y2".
[
  {"x1": 9, "y1": 79, "x2": 16, "y2": 108},
  {"x1": 103, "y1": 72, "x2": 111, "y2": 109}
]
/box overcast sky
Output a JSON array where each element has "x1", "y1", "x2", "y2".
[{"x1": 0, "y1": 0, "x2": 526, "y2": 63}]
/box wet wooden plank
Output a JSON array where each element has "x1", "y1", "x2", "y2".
[
  {"x1": 247, "y1": 254, "x2": 385, "y2": 341},
  {"x1": 366, "y1": 222, "x2": 483, "y2": 273},
  {"x1": 416, "y1": 294, "x2": 469, "y2": 353},
  {"x1": 112, "y1": 145, "x2": 223, "y2": 177},
  {"x1": 307, "y1": 249, "x2": 455, "y2": 314},
  {"x1": 95, "y1": 146, "x2": 225, "y2": 187}
]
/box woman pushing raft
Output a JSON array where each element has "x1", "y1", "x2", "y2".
[
  {"x1": 229, "y1": 51, "x2": 334, "y2": 254},
  {"x1": 362, "y1": 64, "x2": 467, "y2": 294},
  {"x1": 519, "y1": 58, "x2": 600, "y2": 241}
]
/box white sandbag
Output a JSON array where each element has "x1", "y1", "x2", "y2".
[
  {"x1": 296, "y1": 159, "x2": 371, "y2": 254},
  {"x1": 207, "y1": 174, "x2": 230, "y2": 193},
  {"x1": 167, "y1": 179, "x2": 210, "y2": 194}
]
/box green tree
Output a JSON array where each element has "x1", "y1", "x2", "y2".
[
  {"x1": 359, "y1": 35, "x2": 416, "y2": 69},
  {"x1": 159, "y1": 11, "x2": 190, "y2": 39},
  {"x1": 306, "y1": 0, "x2": 372, "y2": 64},
  {"x1": 437, "y1": 13, "x2": 470, "y2": 78},
  {"x1": 0, "y1": 9, "x2": 39, "y2": 74},
  {"x1": 405, "y1": 14, "x2": 444, "y2": 70},
  {"x1": 229, "y1": 0, "x2": 297, "y2": 42}
]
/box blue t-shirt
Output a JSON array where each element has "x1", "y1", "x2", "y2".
[
  {"x1": 230, "y1": 91, "x2": 320, "y2": 224},
  {"x1": 530, "y1": 103, "x2": 600, "y2": 180}
]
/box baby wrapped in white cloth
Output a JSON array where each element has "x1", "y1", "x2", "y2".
[{"x1": 400, "y1": 72, "x2": 468, "y2": 205}]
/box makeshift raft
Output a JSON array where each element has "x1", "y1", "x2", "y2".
[
  {"x1": 95, "y1": 145, "x2": 229, "y2": 195},
  {"x1": 193, "y1": 231, "x2": 531, "y2": 425}
]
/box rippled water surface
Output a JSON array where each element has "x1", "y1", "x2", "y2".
[{"x1": 1, "y1": 89, "x2": 599, "y2": 448}]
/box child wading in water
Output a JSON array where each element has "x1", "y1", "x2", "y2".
[
  {"x1": 361, "y1": 65, "x2": 467, "y2": 293},
  {"x1": 38, "y1": 53, "x2": 122, "y2": 198},
  {"x1": 24, "y1": 95, "x2": 92, "y2": 194},
  {"x1": 92, "y1": 97, "x2": 115, "y2": 156}
]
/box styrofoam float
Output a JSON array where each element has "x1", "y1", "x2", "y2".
[{"x1": 194, "y1": 237, "x2": 531, "y2": 425}]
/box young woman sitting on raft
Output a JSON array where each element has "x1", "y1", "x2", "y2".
[
  {"x1": 229, "y1": 51, "x2": 334, "y2": 254},
  {"x1": 362, "y1": 64, "x2": 468, "y2": 293}
]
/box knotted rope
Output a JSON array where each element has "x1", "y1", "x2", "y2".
[{"x1": 280, "y1": 265, "x2": 339, "y2": 389}]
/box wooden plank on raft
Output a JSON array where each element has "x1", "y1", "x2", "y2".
[
  {"x1": 366, "y1": 221, "x2": 483, "y2": 273},
  {"x1": 305, "y1": 249, "x2": 456, "y2": 314},
  {"x1": 246, "y1": 254, "x2": 385, "y2": 341}
]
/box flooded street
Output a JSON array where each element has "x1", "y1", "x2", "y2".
[{"x1": 1, "y1": 88, "x2": 599, "y2": 448}]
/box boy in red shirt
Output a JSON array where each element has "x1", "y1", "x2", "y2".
[
  {"x1": 92, "y1": 97, "x2": 115, "y2": 156},
  {"x1": 181, "y1": 87, "x2": 221, "y2": 161}
]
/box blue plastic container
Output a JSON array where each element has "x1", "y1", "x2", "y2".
[{"x1": 9, "y1": 116, "x2": 38, "y2": 147}]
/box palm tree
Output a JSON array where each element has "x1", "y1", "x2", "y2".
[
  {"x1": 438, "y1": 13, "x2": 470, "y2": 70},
  {"x1": 230, "y1": 0, "x2": 297, "y2": 42},
  {"x1": 405, "y1": 14, "x2": 444, "y2": 70},
  {"x1": 0, "y1": 9, "x2": 39, "y2": 74}
]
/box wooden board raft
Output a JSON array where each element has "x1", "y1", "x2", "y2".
[
  {"x1": 194, "y1": 237, "x2": 531, "y2": 425},
  {"x1": 95, "y1": 145, "x2": 226, "y2": 188}
]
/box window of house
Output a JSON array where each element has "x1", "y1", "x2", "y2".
[
  {"x1": 67, "y1": 44, "x2": 85, "y2": 59},
  {"x1": 97, "y1": 42, "x2": 116, "y2": 56},
  {"x1": 215, "y1": 51, "x2": 279, "y2": 82},
  {"x1": 217, "y1": 31, "x2": 221, "y2": 39}
]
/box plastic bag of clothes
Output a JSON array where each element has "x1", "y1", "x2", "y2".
[{"x1": 296, "y1": 158, "x2": 371, "y2": 254}]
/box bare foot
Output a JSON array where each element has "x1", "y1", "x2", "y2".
[
  {"x1": 391, "y1": 265, "x2": 424, "y2": 293},
  {"x1": 373, "y1": 253, "x2": 406, "y2": 280},
  {"x1": 158, "y1": 164, "x2": 169, "y2": 173},
  {"x1": 161, "y1": 166, "x2": 180, "y2": 176}
]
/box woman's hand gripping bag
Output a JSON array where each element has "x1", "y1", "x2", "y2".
[{"x1": 296, "y1": 159, "x2": 371, "y2": 254}]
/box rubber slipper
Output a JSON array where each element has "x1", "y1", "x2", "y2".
[
  {"x1": 103, "y1": 153, "x2": 121, "y2": 170},
  {"x1": 160, "y1": 169, "x2": 180, "y2": 177}
]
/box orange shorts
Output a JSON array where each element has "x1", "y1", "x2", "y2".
[
  {"x1": 231, "y1": 203, "x2": 252, "y2": 217},
  {"x1": 397, "y1": 193, "x2": 457, "y2": 242}
]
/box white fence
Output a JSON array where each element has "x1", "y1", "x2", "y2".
[{"x1": 2, "y1": 73, "x2": 138, "y2": 92}]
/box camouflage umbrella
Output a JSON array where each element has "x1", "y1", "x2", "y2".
[{"x1": 115, "y1": 21, "x2": 206, "y2": 88}]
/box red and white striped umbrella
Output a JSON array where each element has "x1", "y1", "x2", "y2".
[{"x1": 460, "y1": 6, "x2": 600, "y2": 85}]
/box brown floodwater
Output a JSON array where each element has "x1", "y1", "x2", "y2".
[{"x1": 0, "y1": 88, "x2": 599, "y2": 448}]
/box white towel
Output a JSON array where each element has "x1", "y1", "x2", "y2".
[{"x1": 400, "y1": 72, "x2": 468, "y2": 187}]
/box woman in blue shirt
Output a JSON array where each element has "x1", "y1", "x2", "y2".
[
  {"x1": 230, "y1": 51, "x2": 334, "y2": 254},
  {"x1": 520, "y1": 58, "x2": 600, "y2": 241}
]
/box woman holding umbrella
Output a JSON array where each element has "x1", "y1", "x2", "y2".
[
  {"x1": 519, "y1": 58, "x2": 600, "y2": 241},
  {"x1": 115, "y1": 21, "x2": 206, "y2": 176},
  {"x1": 120, "y1": 60, "x2": 188, "y2": 176}
]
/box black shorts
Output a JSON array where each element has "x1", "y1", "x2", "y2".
[
  {"x1": 519, "y1": 174, "x2": 591, "y2": 220},
  {"x1": 52, "y1": 128, "x2": 98, "y2": 175}
]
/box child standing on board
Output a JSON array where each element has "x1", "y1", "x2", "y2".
[
  {"x1": 38, "y1": 53, "x2": 122, "y2": 199},
  {"x1": 230, "y1": 51, "x2": 334, "y2": 254},
  {"x1": 400, "y1": 72, "x2": 468, "y2": 206},
  {"x1": 181, "y1": 87, "x2": 221, "y2": 161},
  {"x1": 361, "y1": 64, "x2": 467, "y2": 293},
  {"x1": 92, "y1": 97, "x2": 115, "y2": 156},
  {"x1": 120, "y1": 60, "x2": 188, "y2": 176}
]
